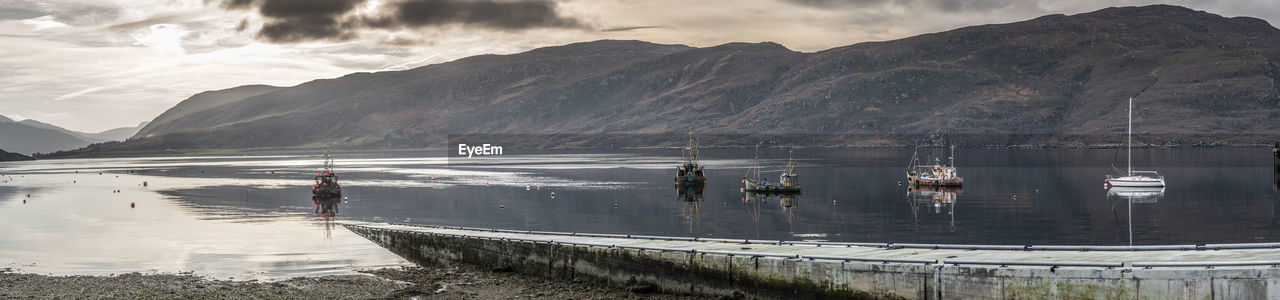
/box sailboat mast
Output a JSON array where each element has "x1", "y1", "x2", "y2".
[
  {"x1": 1128, "y1": 97, "x2": 1132, "y2": 175},
  {"x1": 949, "y1": 144, "x2": 955, "y2": 168}
]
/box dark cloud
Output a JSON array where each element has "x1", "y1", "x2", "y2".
[
  {"x1": 783, "y1": 0, "x2": 904, "y2": 8},
  {"x1": 254, "y1": 0, "x2": 365, "y2": 42},
  {"x1": 222, "y1": 0, "x2": 587, "y2": 43},
  {"x1": 257, "y1": 0, "x2": 365, "y2": 19},
  {"x1": 387, "y1": 0, "x2": 583, "y2": 30},
  {"x1": 781, "y1": 0, "x2": 1014, "y2": 12},
  {"x1": 601, "y1": 26, "x2": 668, "y2": 32},
  {"x1": 925, "y1": 0, "x2": 1013, "y2": 12}
]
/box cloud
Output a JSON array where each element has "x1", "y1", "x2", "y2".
[
  {"x1": 386, "y1": 0, "x2": 584, "y2": 30},
  {"x1": 600, "y1": 25, "x2": 666, "y2": 32},
  {"x1": 781, "y1": 0, "x2": 1019, "y2": 12},
  {"x1": 223, "y1": 0, "x2": 588, "y2": 43}
]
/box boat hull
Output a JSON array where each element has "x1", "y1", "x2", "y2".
[
  {"x1": 675, "y1": 178, "x2": 706, "y2": 187},
  {"x1": 744, "y1": 180, "x2": 801, "y2": 193},
  {"x1": 313, "y1": 186, "x2": 342, "y2": 198},
  {"x1": 1105, "y1": 178, "x2": 1165, "y2": 187},
  {"x1": 906, "y1": 175, "x2": 964, "y2": 187}
]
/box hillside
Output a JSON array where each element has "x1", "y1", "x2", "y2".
[
  {"x1": 0, "y1": 148, "x2": 34, "y2": 162},
  {"x1": 0, "y1": 120, "x2": 93, "y2": 155},
  {"x1": 45, "y1": 5, "x2": 1280, "y2": 156},
  {"x1": 0, "y1": 117, "x2": 150, "y2": 155}
]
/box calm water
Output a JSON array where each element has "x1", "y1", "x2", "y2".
[{"x1": 1, "y1": 148, "x2": 1277, "y2": 278}]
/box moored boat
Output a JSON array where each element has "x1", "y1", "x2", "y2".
[
  {"x1": 312, "y1": 153, "x2": 342, "y2": 198},
  {"x1": 675, "y1": 133, "x2": 707, "y2": 187},
  {"x1": 743, "y1": 149, "x2": 801, "y2": 193},
  {"x1": 906, "y1": 145, "x2": 964, "y2": 187},
  {"x1": 1105, "y1": 97, "x2": 1165, "y2": 188}
]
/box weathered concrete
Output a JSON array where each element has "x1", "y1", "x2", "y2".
[{"x1": 345, "y1": 222, "x2": 1280, "y2": 299}]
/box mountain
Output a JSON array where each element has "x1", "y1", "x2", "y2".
[
  {"x1": 135, "y1": 85, "x2": 281, "y2": 138},
  {"x1": 84, "y1": 121, "x2": 150, "y2": 141},
  {"x1": 45, "y1": 5, "x2": 1280, "y2": 156},
  {"x1": 0, "y1": 148, "x2": 34, "y2": 161},
  {"x1": 17, "y1": 119, "x2": 94, "y2": 140},
  {"x1": 0, "y1": 117, "x2": 150, "y2": 155},
  {"x1": 0, "y1": 122, "x2": 90, "y2": 155}
]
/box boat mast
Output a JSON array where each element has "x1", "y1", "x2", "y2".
[
  {"x1": 949, "y1": 144, "x2": 955, "y2": 168},
  {"x1": 1127, "y1": 97, "x2": 1132, "y2": 175}
]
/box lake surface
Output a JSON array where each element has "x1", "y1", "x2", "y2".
[{"x1": 1, "y1": 148, "x2": 1277, "y2": 278}]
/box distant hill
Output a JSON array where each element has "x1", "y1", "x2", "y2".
[
  {"x1": 85, "y1": 121, "x2": 150, "y2": 141},
  {"x1": 0, "y1": 121, "x2": 88, "y2": 155},
  {"x1": 0, "y1": 148, "x2": 33, "y2": 162},
  {"x1": 46, "y1": 5, "x2": 1280, "y2": 156},
  {"x1": 0, "y1": 117, "x2": 149, "y2": 155}
]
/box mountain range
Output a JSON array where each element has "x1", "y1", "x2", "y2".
[
  {"x1": 0, "y1": 114, "x2": 148, "y2": 155},
  {"x1": 39, "y1": 5, "x2": 1280, "y2": 157}
]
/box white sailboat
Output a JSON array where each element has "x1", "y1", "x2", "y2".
[{"x1": 1106, "y1": 97, "x2": 1165, "y2": 187}]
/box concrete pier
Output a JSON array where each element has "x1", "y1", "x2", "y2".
[{"x1": 346, "y1": 222, "x2": 1280, "y2": 299}]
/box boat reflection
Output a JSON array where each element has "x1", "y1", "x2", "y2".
[
  {"x1": 743, "y1": 191, "x2": 801, "y2": 235},
  {"x1": 677, "y1": 184, "x2": 704, "y2": 202},
  {"x1": 1106, "y1": 187, "x2": 1164, "y2": 246},
  {"x1": 313, "y1": 195, "x2": 342, "y2": 218},
  {"x1": 676, "y1": 185, "x2": 703, "y2": 234},
  {"x1": 906, "y1": 186, "x2": 960, "y2": 229},
  {"x1": 1106, "y1": 187, "x2": 1165, "y2": 203}
]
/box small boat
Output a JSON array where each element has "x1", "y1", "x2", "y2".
[
  {"x1": 743, "y1": 149, "x2": 801, "y2": 193},
  {"x1": 312, "y1": 153, "x2": 342, "y2": 198},
  {"x1": 906, "y1": 145, "x2": 963, "y2": 187},
  {"x1": 675, "y1": 133, "x2": 706, "y2": 187},
  {"x1": 1106, "y1": 97, "x2": 1165, "y2": 187}
]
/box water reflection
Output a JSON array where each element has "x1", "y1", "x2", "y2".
[
  {"x1": 742, "y1": 191, "x2": 802, "y2": 237},
  {"x1": 313, "y1": 195, "x2": 342, "y2": 218},
  {"x1": 1107, "y1": 187, "x2": 1165, "y2": 246},
  {"x1": 906, "y1": 186, "x2": 960, "y2": 229},
  {"x1": 676, "y1": 185, "x2": 703, "y2": 234},
  {"x1": 313, "y1": 195, "x2": 343, "y2": 240}
]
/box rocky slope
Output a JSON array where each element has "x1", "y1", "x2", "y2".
[{"x1": 48, "y1": 5, "x2": 1280, "y2": 156}]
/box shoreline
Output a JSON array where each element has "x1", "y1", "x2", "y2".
[{"x1": 0, "y1": 265, "x2": 711, "y2": 299}]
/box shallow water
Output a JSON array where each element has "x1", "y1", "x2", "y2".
[{"x1": 0, "y1": 148, "x2": 1277, "y2": 278}]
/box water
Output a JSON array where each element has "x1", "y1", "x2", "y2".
[{"x1": 0, "y1": 148, "x2": 1277, "y2": 278}]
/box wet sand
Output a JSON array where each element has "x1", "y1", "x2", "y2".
[{"x1": 0, "y1": 265, "x2": 717, "y2": 299}]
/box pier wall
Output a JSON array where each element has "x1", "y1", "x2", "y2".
[{"x1": 346, "y1": 224, "x2": 1280, "y2": 299}]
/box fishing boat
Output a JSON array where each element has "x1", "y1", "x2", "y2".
[
  {"x1": 906, "y1": 145, "x2": 964, "y2": 187},
  {"x1": 312, "y1": 153, "x2": 342, "y2": 198},
  {"x1": 1105, "y1": 98, "x2": 1165, "y2": 187},
  {"x1": 743, "y1": 149, "x2": 801, "y2": 193},
  {"x1": 674, "y1": 133, "x2": 707, "y2": 187}
]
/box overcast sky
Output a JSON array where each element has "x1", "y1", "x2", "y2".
[{"x1": 1, "y1": 0, "x2": 1276, "y2": 132}]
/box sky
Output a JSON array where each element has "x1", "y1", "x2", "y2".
[{"x1": 0, "y1": 0, "x2": 1277, "y2": 133}]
